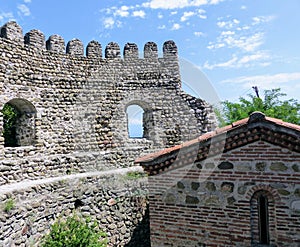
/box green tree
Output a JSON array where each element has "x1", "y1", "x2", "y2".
[
  {"x1": 216, "y1": 88, "x2": 300, "y2": 126},
  {"x1": 1, "y1": 103, "x2": 20, "y2": 147},
  {"x1": 41, "y1": 212, "x2": 107, "y2": 247}
]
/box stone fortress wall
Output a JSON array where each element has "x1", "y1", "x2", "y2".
[{"x1": 0, "y1": 21, "x2": 216, "y2": 245}]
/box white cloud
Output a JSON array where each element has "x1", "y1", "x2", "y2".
[
  {"x1": 210, "y1": 0, "x2": 223, "y2": 4},
  {"x1": 158, "y1": 13, "x2": 163, "y2": 19},
  {"x1": 233, "y1": 19, "x2": 240, "y2": 24},
  {"x1": 132, "y1": 10, "x2": 146, "y2": 18},
  {"x1": 158, "y1": 25, "x2": 166, "y2": 29},
  {"x1": 238, "y1": 52, "x2": 269, "y2": 64},
  {"x1": 203, "y1": 51, "x2": 270, "y2": 69},
  {"x1": 210, "y1": 23, "x2": 265, "y2": 52},
  {"x1": 114, "y1": 6, "x2": 130, "y2": 17},
  {"x1": 180, "y1": 11, "x2": 195, "y2": 22},
  {"x1": 217, "y1": 21, "x2": 226, "y2": 28},
  {"x1": 171, "y1": 23, "x2": 181, "y2": 30},
  {"x1": 223, "y1": 73, "x2": 300, "y2": 84},
  {"x1": 0, "y1": 12, "x2": 14, "y2": 24},
  {"x1": 171, "y1": 11, "x2": 178, "y2": 15},
  {"x1": 221, "y1": 72, "x2": 300, "y2": 98},
  {"x1": 217, "y1": 19, "x2": 240, "y2": 29},
  {"x1": 221, "y1": 30, "x2": 235, "y2": 36},
  {"x1": 142, "y1": 0, "x2": 223, "y2": 9},
  {"x1": 241, "y1": 5, "x2": 247, "y2": 10},
  {"x1": 252, "y1": 15, "x2": 275, "y2": 25},
  {"x1": 203, "y1": 55, "x2": 238, "y2": 69},
  {"x1": 103, "y1": 17, "x2": 115, "y2": 29},
  {"x1": 197, "y1": 9, "x2": 207, "y2": 19},
  {"x1": 207, "y1": 43, "x2": 225, "y2": 49},
  {"x1": 18, "y1": 4, "x2": 31, "y2": 16},
  {"x1": 210, "y1": 14, "x2": 275, "y2": 55},
  {"x1": 194, "y1": 31, "x2": 204, "y2": 37},
  {"x1": 24, "y1": 0, "x2": 31, "y2": 3},
  {"x1": 223, "y1": 32, "x2": 264, "y2": 52}
]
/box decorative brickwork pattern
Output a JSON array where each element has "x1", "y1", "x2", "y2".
[{"x1": 137, "y1": 112, "x2": 300, "y2": 247}]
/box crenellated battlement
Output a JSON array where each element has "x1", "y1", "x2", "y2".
[
  {"x1": 0, "y1": 20, "x2": 216, "y2": 246},
  {"x1": 0, "y1": 21, "x2": 216, "y2": 161},
  {"x1": 0, "y1": 21, "x2": 178, "y2": 60}
]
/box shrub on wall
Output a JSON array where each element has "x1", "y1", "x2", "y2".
[
  {"x1": 1, "y1": 103, "x2": 20, "y2": 147},
  {"x1": 41, "y1": 212, "x2": 107, "y2": 247},
  {"x1": 3, "y1": 198, "x2": 15, "y2": 212}
]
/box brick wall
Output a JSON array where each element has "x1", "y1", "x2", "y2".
[{"x1": 148, "y1": 141, "x2": 300, "y2": 246}]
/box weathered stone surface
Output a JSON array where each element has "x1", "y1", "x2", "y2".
[
  {"x1": 165, "y1": 193, "x2": 176, "y2": 204},
  {"x1": 0, "y1": 20, "x2": 216, "y2": 247},
  {"x1": 0, "y1": 175, "x2": 150, "y2": 246},
  {"x1": 238, "y1": 185, "x2": 247, "y2": 195},
  {"x1": 196, "y1": 162, "x2": 202, "y2": 170},
  {"x1": 206, "y1": 182, "x2": 216, "y2": 192},
  {"x1": 191, "y1": 182, "x2": 200, "y2": 190},
  {"x1": 270, "y1": 162, "x2": 288, "y2": 171},
  {"x1": 205, "y1": 196, "x2": 219, "y2": 205},
  {"x1": 218, "y1": 161, "x2": 233, "y2": 170},
  {"x1": 291, "y1": 200, "x2": 300, "y2": 211},
  {"x1": 177, "y1": 181, "x2": 185, "y2": 189},
  {"x1": 186, "y1": 195, "x2": 199, "y2": 204},
  {"x1": 292, "y1": 164, "x2": 299, "y2": 172},
  {"x1": 221, "y1": 182, "x2": 234, "y2": 193},
  {"x1": 227, "y1": 196, "x2": 236, "y2": 205},
  {"x1": 278, "y1": 189, "x2": 290, "y2": 196},
  {"x1": 256, "y1": 162, "x2": 266, "y2": 171}
]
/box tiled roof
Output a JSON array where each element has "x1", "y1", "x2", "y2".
[{"x1": 135, "y1": 112, "x2": 300, "y2": 175}]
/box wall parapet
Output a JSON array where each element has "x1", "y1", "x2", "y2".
[{"x1": 0, "y1": 21, "x2": 178, "y2": 62}]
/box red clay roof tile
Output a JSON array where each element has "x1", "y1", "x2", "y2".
[{"x1": 135, "y1": 112, "x2": 300, "y2": 164}]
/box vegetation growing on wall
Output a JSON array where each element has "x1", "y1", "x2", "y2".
[
  {"x1": 1, "y1": 103, "x2": 20, "y2": 147},
  {"x1": 41, "y1": 212, "x2": 107, "y2": 247},
  {"x1": 3, "y1": 198, "x2": 15, "y2": 213}
]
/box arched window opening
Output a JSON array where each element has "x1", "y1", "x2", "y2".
[
  {"x1": 127, "y1": 104, "x2": 144, "y2": 138},
  {"x1": 258, "y1": 194, "x2": 269, "y2": 245},
  {"x1": 2, "y1": 99, "x2": 36, "y2": 147},
  {"x1": 250, "y1": 190, "x2": 275, "y2": 246}
]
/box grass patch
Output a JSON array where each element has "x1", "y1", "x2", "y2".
[
  {"x1": 3, "y1": 198, "x2": 14, "y2": 212},
  {"x1": 125, "y1": 171, "x2": 147, "y2": 180}
]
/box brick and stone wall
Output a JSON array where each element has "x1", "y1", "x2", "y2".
[
  {"x1": 146, "y1": 141, "x2": 300, "y2": 246},
  {"x1": 137, "y1": 114, "x2": 300, "y2": 247}
]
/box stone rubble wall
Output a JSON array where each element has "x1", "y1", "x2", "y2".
[
  {"x1": 0, "y1": 168, "x2": 149, "y2": 246},
  {"x1": 0, "y1": 21, "x2": 216, "y2": 166},
  {"x1": 0, "y1": 21, "x2": 217, "y2": 245}
]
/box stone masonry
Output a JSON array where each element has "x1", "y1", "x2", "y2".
[
  {"x1": 136, "y1": 112, "x2": 300, "y2": 247},
  {"x1": 0, "y1": 21, "x2": 216, "y2": 245}
]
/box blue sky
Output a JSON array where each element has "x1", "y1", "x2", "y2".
[{"x1": 1, "y1": 0, "x2": 300, "y2": 104}]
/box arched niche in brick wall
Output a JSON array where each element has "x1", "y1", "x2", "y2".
[
  {"x1": 250, "y1": 189, "x2": 277, "y2": 246},
  {"x1": 125, "y1": 101, "x2": 154, "y2": 140},
  {"x1": 2, "y1": 98, "x2": 37, "y2": 147}
]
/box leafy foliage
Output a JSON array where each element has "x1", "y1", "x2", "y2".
[
  {"x1": 126, "y1": 171, "x2": 147, "y2": 179},
  {"x1": 41, "y1": 212, "x2": 107, "y2": 247},
  {"x1": 216, "y1": 88, "x2": 300, "y2": 126},
  {"x1": 3, "y1": 198, "x2": 15, "y2": 212},
  {"x1": 1, "y1": 103, "x2": 20, "y2": 147}
]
